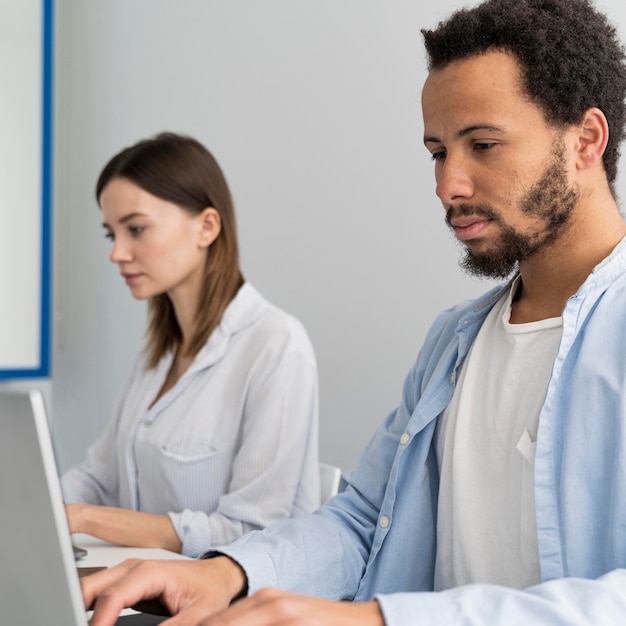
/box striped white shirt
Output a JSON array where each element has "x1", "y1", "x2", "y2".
[{"x1": 62, "y1": 283, "x2": 320, "y2": 557}]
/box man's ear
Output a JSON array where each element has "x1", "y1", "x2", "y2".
[
  {"x1": 575, "y1": 107, "x2": 609, "y2": 171},
  {"x1": 197, "y1": 207, "x2": 221, "y2": 248}
]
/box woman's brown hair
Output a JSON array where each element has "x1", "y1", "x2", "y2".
[{"x1": 96, "y1": 132, "x2": 244, "y2": 368}]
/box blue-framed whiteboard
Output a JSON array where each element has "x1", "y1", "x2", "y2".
[{"x1": 0, "y1": 0, "x2": 53, "y2": 378}]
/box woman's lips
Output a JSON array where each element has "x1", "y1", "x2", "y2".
[{"x1": 122, "y1": 272, "x2": 142, "y2": 286}]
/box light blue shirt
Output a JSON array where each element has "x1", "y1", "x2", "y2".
[{"x1": 217, "y1": 238, "x2": 626, "y2": 624}]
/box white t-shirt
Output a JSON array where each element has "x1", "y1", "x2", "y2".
[{"x1": 434, "y1": 278, "x2": 562, "y2": 590}]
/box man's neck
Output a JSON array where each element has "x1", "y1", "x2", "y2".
[{"x1": 510, "y1": 203, "x2": 626, "y2": 324}]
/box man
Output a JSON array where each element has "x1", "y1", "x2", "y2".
[{"x1": 85, "y1": 0, "x2": 626, "y2": 623}]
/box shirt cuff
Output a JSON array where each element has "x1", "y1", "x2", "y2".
[
  {"x1": 202, "y1": 532, "x2": 280, "y2": 596},
  {"x1": 376, "y1": 591, "x2": 457, "y2": 626}
]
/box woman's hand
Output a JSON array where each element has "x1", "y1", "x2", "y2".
[
  {"x1": 64, "y1": 503, "x2": 182, "y2": 552},
  {"x1": 65, "y1": 502, "x2": 85, "y2": 534}
]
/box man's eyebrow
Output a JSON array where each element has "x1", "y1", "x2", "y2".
[
  {"x1": 102, "y1": 212, "x2": 146, "y2": 229},
  {"x1": 423, "y1": 124, "x2": 506, "y2": 145}
]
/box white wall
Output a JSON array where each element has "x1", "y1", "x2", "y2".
[
  {"x1": 0, "y1": 0, "x2": 43, "y2": 371},
  {"x1": 51, "y1": 0, "x2": 626, "y2": 473}
]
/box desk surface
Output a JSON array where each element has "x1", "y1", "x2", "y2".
[{"x1": 73, "y1": 533, "x2": 190, "y2": 569}]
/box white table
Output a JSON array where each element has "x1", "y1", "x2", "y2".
[{"x1": 73, "y1": 533, "x2": 190, "y2": 568}]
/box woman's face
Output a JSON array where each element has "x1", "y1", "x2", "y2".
[{"x1": 100, "y1": 177, "x2": 220, "y2": 303}]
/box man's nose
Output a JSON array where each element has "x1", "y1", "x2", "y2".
[{"x1": 435, "y1": 156, "x2": 474, "y2": 205}]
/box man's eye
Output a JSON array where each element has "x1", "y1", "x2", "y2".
[
  {"x1": 474, "y1": 142, "x2": 495, "y2": 151},
  {"x1": 104, "y1": 232, "x2": 114, "y2": 241},
  {"x1": 430, "y1": 150, "x2": 446, "y2": 161},
  {"x1": 129, "y1": 226, "x2": 145, "y2": 236}
]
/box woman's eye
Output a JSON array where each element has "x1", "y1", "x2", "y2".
[
  {"x1": 104, "y1": 232, "x2": 114, "y2": 241},
  {"x1": 430, "y1": 150, "x2": 446, "y2": 161},
  {"x1": 129, "y1": 226, "x2": 145, "y2": 236},
  {"x1": 474, "y1": 142, "x2": 495, "y2": 151}
]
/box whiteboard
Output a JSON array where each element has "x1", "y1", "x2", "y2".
[{"x1": 0, "y1": 0, "x2": 52, "y2": 378}]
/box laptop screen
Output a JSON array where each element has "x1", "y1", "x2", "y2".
[{"x1": 0, "y1": 389, "x2": 88, "y2": 626}]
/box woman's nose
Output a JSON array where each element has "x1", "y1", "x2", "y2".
[{"x1": 109, "y1": 237, "x2": 132, "y2": 264}]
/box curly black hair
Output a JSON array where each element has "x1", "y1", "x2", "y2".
[{"x1": 422, "y1": 0, "x2": 626, "y2": 188}]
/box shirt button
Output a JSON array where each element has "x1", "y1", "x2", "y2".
[
  {"x1": 400, "y1": 433, "x2": 410, "y2": 445},
  {"x1": 145, "y1": 420, "x2": 153, "y2": 426},
  {"x1": 379, "y1": 516, "x2": 390, "y2": 529}
]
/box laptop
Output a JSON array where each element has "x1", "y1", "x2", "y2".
[{"x1": 0, "y1": 389, "x2": 168, "y2": 625}]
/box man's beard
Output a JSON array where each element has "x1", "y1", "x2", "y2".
[{"x1": 446, "y1": 148, "x2": 579, "y2": 279}]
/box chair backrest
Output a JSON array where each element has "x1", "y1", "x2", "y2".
[{"x1": 319, "y1": 462, "x2": 342, "y2": 503}]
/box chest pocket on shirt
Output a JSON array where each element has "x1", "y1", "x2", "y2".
[
  {"x1": 152, "y1": 437, "x2": 231, "y2": 512},
  {"x1": 160, "y1": 438, "x2": 217, "y2": 462}
]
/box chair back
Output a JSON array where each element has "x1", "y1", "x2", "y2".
[{"x1": 319, "y1": 462, "x2": 342, "y2": 503}]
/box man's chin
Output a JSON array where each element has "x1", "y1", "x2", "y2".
[{"x1": 460, "y1": 250, "x2": 518, "y2": 280}]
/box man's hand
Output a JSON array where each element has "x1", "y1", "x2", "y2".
[
  {"x1": 83, "y1": 556, "x2": 246, "y2": 626},
  {"x1": 198, "y1": 587, "x2": 385, "y2": 626},
  {"x1": 83, "y1": 556, "x2": 385, "y2": 626}
]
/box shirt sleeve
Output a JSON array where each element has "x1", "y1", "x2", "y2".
[
  {"x1": 210, "y1": 392, "x2": 415, "y2": 598},
  {"x1": 60, "y1": 407, "x2": 121, "y2": 506},
  {"x1": 203, "y1": 309, "x2": 470, "y2": 596},
  {"x1": 60, "y1": 372, "x2": 134, "y2": 506},
  {"x1": 376, "y1": 569, "x2": 626, "y2": 625},
  {"x1": 168, "y1": 343, "x2": 320, "y2": 558}
]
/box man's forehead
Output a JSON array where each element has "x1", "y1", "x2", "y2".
[
  {"x1": 421, "y1": 52, "x2": 530, "y2": 132},
  {"x1": 422, "y1": 50, "x2": 524, "y2": 96}
]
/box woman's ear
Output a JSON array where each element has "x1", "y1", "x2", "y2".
[
  {"x1": 197, "y1": 207, "x2": 221, "y2": 248},
  {"x1": 575, "y1": 107, "x2": 609, "y2": 171}
]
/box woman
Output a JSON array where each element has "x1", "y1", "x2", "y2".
[{"x1": 62, "y1": 132, "x2": 320, "y2": 558}]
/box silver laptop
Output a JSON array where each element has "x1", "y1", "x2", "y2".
[{"x1": 0, "y1": 389, "x2": 167, "y2": 625}]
